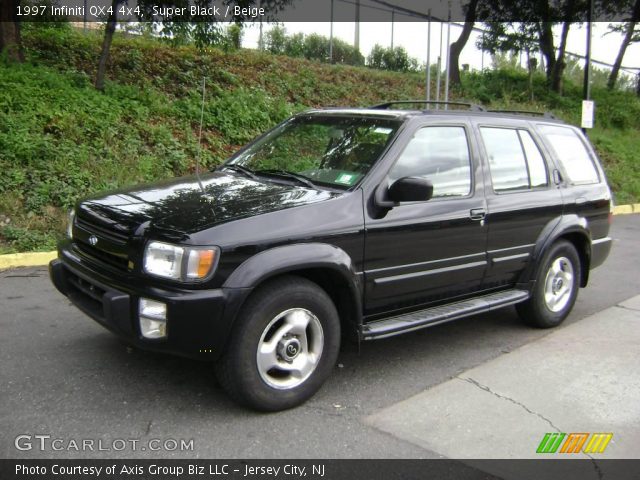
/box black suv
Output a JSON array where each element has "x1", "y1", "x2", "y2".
[{"x1": 50, "y1": 101, "x2": 612, "y2": 411}]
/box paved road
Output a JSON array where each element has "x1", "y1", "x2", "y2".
[{"x1": 1, "y1": 215, "x2": 639, "y2": 460}]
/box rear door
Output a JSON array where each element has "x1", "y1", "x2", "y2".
[
  {"x1": 363, "y1": 121, "x2": 489, "y2": 316},
  {"x1": 473, "y1": 119, "x2": 563, "y2": 288}
]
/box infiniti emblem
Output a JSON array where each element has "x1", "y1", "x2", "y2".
[{"x1": 88, "y1": 235, "x2": 98, "y2": 246}]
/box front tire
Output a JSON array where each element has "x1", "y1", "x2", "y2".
[
  {"x1": 516, "y1": 240, "x2": 581, "y2": 329},
  {"x1": 216, "y1": 276, "x2": 341, "y2": 411}
]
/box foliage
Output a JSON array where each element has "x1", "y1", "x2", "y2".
[
  {"x1": 367, "y1": 44, "x2": 421, "y2": 73},
  {"x1": 264, "y1": 26, "x2": 364, "y2": 66},
  {"x1": 1, "y1": 27, "x2": 639, "y2": 252}
]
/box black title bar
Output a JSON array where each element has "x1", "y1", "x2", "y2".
[
  {"x1": 2, "y1": 459, "x2": 640, "y2": 480},
  {"x1": 13, "y1": 0, "x2": 640, "y2": 23}
]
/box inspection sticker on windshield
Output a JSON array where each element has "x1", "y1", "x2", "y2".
[{"x1": 335, "y1": 173, "x2": 357, "y2": 185}]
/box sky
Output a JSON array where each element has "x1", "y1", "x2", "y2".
[{"x1": 241, "y1": 22, "x2": 640, "y2": 81}]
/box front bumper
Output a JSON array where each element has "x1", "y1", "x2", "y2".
[{"x1": 49, "y1": 243, "x2": 249, "y2": 361}]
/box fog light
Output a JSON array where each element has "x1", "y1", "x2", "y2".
[{"x1": 139, "y1": 298, "x2": 167, "y2": 339}]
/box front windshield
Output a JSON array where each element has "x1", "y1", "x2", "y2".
[{"x1": 226, "y1": 115, "x2": 401, "y2": 189}]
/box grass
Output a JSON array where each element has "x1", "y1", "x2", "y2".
[{"x1": 1, "y1": 25, "x2": 639, "y2": 253}]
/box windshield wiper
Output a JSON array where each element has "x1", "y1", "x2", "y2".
[
  {"x1": 255, "y1": 169, "x2": 317, "y2": 189},
  {"x1": 219, "y1": 164, "x2": 258, "y2": 180}
]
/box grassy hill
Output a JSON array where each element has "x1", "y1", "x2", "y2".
[{"x1": 1, "y1": 26, "x2": 639, "y2": 253}]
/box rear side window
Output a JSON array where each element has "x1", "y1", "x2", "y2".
[
  {"x1": 480, "y1": 127, "x2": 549, "y2": 192},
  {"x1": 537, "y1": 125, "x2": 599, "y2": 184},
  {"x1": 388, "y1": 126, "x2": 471, "y2": 198}
]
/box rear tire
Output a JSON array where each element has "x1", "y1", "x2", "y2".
[
  {"x1": 216, "y1": 275, "x2": 341, "y2": 411},
  {"x1": 516, "y1": 240, "x2": 581, "y2": 329}
]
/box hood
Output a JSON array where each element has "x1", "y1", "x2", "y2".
[{"x1": 76, "y1": 171, "x2": 339, "y2": 239}]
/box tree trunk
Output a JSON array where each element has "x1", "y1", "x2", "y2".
[
  {"x1": 608, "y1": 20, "x2": 638, "y2": 90},
  {"x1": 537, "y1": 22, "x2": 556, "y2": 83},
  {"x1": 527, "y1": 51, "x2": 537, "y2": 102},
  {"x1": 0, "y1": 0, "x2": 24, "y2": 62},
  {"x1": 448, "y1": 0, "x2": 478, "y2": 86},
  {"x1": 95, "y1": 0, "x2": 118, "y2": 91},
  {"x1": 551, "y1": 21, "x2": 571, "y2": 93}
]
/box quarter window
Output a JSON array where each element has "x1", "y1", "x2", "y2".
[
  {"x1": 388, "y1": 126, "x2": 471, "y2": 198},
  {"x1": 480, "y1": 127, "x2": 549, "y2": 192},
  {"x1": 538, "y1": 125, "x2": 599, "y2": 184}
]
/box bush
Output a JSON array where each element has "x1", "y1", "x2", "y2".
[
  {"x1": 265, "y1": 27, "x2": 363, "y2": 66},
  {"x1": 265, "y1": 25, "x2": 288, "y2": 55},
  {"x1": 367, "y1": 44, "x2": 419, "y2": 72}
]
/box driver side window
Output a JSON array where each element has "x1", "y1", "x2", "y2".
[{"x1": 388, "y1": 126, "x2": 472, "y2": 198}]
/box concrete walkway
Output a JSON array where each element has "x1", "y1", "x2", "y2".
[{"x1": 366, "y1": 295, "x2": 640, "y2": 469}]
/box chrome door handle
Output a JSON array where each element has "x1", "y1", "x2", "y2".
[{"x1": 470, "y1": 208, "x2": 486, "y2": 221}]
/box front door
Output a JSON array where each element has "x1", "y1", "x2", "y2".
[{"x1": 364, "y1": 124, "x2": 488, "y2": 316}]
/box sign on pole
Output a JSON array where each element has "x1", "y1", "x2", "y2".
[{"x1": 581, "y1": 100, "x2": 595, "y2": 129}]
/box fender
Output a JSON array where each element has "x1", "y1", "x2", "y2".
[
  {"x1": 518, "y1": 214, "x2": 591, "y2": 287},
  {"x1": 223, "y1": 242, "x2": 363, "y2": 323}
]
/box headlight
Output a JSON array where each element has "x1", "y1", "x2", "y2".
[
  {"x1": 66, "y1": 209, "x2": 75, "y2": 239},
  {"x1": 143, "y1": 241, "x2": 218, "y2": 281}
]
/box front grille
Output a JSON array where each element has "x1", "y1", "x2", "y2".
[
  {"x1": 76, "y1": 216, "x2": 128, "y2": 243},
  {"x1": 76, "y1": 242, "x2": 129, "y2": 271},
  {"x1": 74, "y1": 216, "x2": 131, "y2": 271}
]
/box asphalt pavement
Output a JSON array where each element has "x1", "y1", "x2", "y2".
[{"x1": 1, "y1": 214, "x2": 639, "y2": 462}]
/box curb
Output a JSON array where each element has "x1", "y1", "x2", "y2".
[
  {"x1": 1, "y1": 204, "x2": 639, "y2": 271},
  {"x1": 612, "y1": 203, "x2": 640, "y2": 215},
  {"x1": 0, "y1": 251, "x2": 58, "y2": 270}
]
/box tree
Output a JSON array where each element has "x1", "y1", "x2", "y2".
[
  {"x1": 367, "y1": 44, "x2": 418, "y2": 72},
  {"x1": 95, "y1": 0, "x2": 120, "y2": 90},
  {"x1": 607, "y1": 0, "x2": 640, "y2": 89},
  {"x1": 0, "y1": 0, "x2": 24, "y2": 62},
  {"x1": 265, "y1": 25, "x2": 287, "y2": 54},
  {"x1": 95, "y1": 0, "x2": 292, "y2": 90},
  {"x1": 477, "y1": 0, "x2": 586, "y2": 93},
  {"x1": 449, "y1": 0, "x2": 479, "y2": 86}
]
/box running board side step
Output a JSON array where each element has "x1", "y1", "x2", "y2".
[{"x1": 362, "y1": 289, "x2": 530, "y2": 340}]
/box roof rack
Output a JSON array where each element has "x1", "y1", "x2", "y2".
[
  {"x1": 487, "y1": 109, "x2": 557, "y2": 119},
  {"x1": 370, "y1": 100, "x2": 486, "y2": 112}
]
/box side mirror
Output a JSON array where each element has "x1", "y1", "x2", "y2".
[
  {"x1": 388, "y1": 176, "x2": 434, "y2": 203},
  {"x1": 375, "y1": 176, "x2": 434, "y2": 209}
]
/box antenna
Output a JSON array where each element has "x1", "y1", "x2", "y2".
[
  {"x1": 195, "y1": 76, "x2": 206, "y2": 192},
  {"x1": 194, "y1": 76, "x2": 216, "y2": 222}
]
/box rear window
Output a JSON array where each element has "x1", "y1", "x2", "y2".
[{"x1": 537, "y1": 125, "x2": 599, "y2": 184}]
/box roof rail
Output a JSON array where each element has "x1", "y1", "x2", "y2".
[
  {"x1": 370, "y1": 100, "x2": 486, "y2": 112},
  {"x1": 487, "y1": 109, "x2": 557, "y2": 119}
]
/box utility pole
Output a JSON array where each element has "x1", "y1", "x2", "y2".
[
  {"x1": 480, "y1": 31, "x2": 484, "y2": 70},
  {"x1": 436, "y1": 22, "x2": 443, "y2": 107},
  {"x1": 426, "y1": 10, "x2": 431, "y2": 101},
  {"x1": 330, "y1": 0, "x2": 334, "y2": 63},
  {"x1": 391, "y1": 11, "x2": 395, "y2": 49},
  {"x1": 583, "y1": 4, "x2": 593, "y2": 102},
  {"x1": 355, "y1": 0, "x2": 361, "y2": 53},
  {"x1": 444, "y1": 15, "x2": 451, "y2": 108},
  {"x1": 582, "y1": 0, "x2": 594, "y2": 134},
  {"x1": 258, "y1": 0, "x2": 264, "y2": 51}
]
